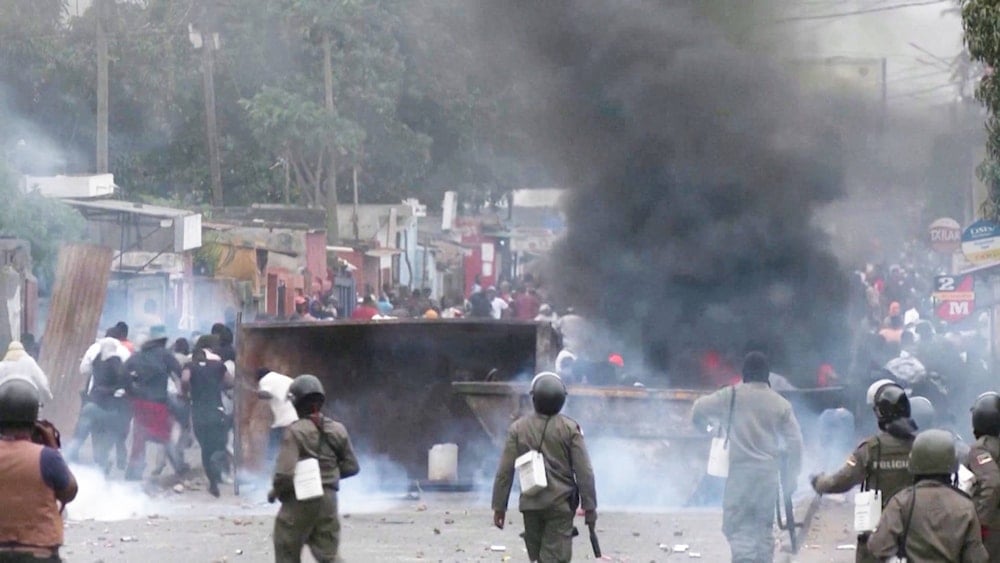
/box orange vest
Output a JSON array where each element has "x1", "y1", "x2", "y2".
[{"x1": 0, "y1": 440, "x2": 63, "y2": 547}]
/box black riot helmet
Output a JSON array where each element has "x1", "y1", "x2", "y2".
[
  {"x1": 972, "y1": 392, "x2": 1000, "y2": 438},
  {"x1": 288, "y1": 374, "x2": 326, "y2": 415},
  {"x1": 531, "y1": 372, "x2": 567, "y2": 416},
  {"x1": 0, "y1": 379, "x2": 40, "y2": 426},
  {"x1": 873, "y1": 383, "x2": 910, "y2": 427}
]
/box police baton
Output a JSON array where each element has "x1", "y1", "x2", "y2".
[
  {"x1": 588, "y1": 522, "x2": 602, "y2": 558},
  {"x1": 775, "y1": 452, "x2": 799, "y2": 553}
]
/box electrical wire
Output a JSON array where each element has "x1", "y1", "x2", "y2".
[{"x1": 777, "y1": 0, "x2": 948, "y2": 22}]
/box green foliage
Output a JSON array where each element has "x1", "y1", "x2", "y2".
[
  {"x1": 0, "y1": 0, "x2": 546, "y2": 212},
  {"x1": 0, "y1": 164, "x2": 84, "y2": 284},
  {"x1": 963, "y1": 0, "x2": 1000, "y2": 219}
]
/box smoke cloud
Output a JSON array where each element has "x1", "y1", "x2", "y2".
[{"x1": 475, "y1": 1, "x2": 852, "y2": 380}]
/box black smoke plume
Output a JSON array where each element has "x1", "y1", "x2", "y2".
[{"x1": 478, "y1": 1, "x2": 850, "y2": 382}]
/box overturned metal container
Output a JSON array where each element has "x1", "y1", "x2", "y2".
[{"x1": 235, "y1": 319, "x2": 560, "y2": 479}]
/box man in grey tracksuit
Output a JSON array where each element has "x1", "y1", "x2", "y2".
[{"x1": 691, "y1": 352, "x2": 803, "y2": 563}]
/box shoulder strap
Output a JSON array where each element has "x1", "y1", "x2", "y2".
[
  {"x1": 723, "y1": 386, "x2": 736, "y2": 446},
  {"x1": 535, "y1": 416, "x2": 552, "y2": 452},
  {"x1": 898, "y1": 486, "x2": 917, "y2": 558},
  {"x1": 862, "y1": 437, "x2": 882, "y2": 493}
]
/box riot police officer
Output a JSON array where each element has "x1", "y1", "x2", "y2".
[
  {"x1": 268, "y1": 374, "x2": 359, "y2": 563},
  {"x1": 492, "y1": 372, "x2": 597, "y2": 563},
  {"x1": 0, "y1": 379, "x2": 77, "y2": 562},
  {"x1": 910, "y1": 396, "x2": 935, "y2": 432},
  {"x1": 868, "y1": 429, "x2": 988, "y2": 562},
  {"x1": 811, "y1": 380, "x2": 917, "y2": 563},
  {"x1": 968, "y1": 392, "x2": 1000, "y2": 559}
]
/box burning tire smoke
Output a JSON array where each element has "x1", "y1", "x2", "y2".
[{"x1": 478, "y1": 1, "x2": 851, "y2": 380}]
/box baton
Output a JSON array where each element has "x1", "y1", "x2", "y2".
[
  {"x1": 776, "y1": 453, "x2": 798, "y2": 553},
  {"x1": 588, "y1": 523, "x2": 602, "y2": 558}
]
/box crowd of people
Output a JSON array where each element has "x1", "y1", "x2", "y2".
[
  {"x1": 62, "y1": 320, "x2": 239, "y2": 497},
  {"x1": 847, "y1": 250, "x2": 992, "y2": 437},
  {"x1": 280, "y1": 275, "x2": 560, "y2": 324}
]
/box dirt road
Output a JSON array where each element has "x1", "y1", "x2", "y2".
[{"x1": 61, "y1": 484, "x2": 862, "y2": 563}]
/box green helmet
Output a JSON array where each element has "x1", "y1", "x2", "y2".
[
  {"x1": 0, "y1": 379, "x2": 40, "y2": 425},
  {"x1": 909, "y1": 429, "x2": 957, "y2": 476},
  {"x1": 288, "y1": 374, "x2": 325, "y2": 409},
  {"x1": 530, "y1": 371, "x2": 566, "y2": 416}
]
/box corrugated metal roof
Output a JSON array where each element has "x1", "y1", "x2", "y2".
[{"x1": 66, "y1": 198, "x2": 196, "y2": 218}]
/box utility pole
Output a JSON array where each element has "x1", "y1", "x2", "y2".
[
  {"x1": 95, "y1": 0, "x2": 109, "y2": 173},
  {"x1": 199, "y1": 27, "x2": 223, "y2": 206},
  {"x1": 322, "y1": 31, "x2": 340, "y2": 245}
]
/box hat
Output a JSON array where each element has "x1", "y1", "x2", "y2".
[
  {"x1": 148, "y1": 325, "x2": 168, "y2": 341},
  {"x1": 3, "y1": 341, "x2": 26, "y2": 362},
  {"x1": 608, "y1": 353, "x2": 624, "y2": 368}
]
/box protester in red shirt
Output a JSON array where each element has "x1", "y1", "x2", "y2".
[
  {"x1": 351, "y1": 296, "x2": 380, "y2": 321},
  {"x1": 513, "y1": 288, "x2": 541, "y2": 321}
]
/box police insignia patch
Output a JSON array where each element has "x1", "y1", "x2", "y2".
[{"x1": 978, "y1": 453, "x2": 993, "y2": 465}]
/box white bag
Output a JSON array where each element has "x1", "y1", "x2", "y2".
[
  {"x1": 707, "y1": 436, "x2": 730, "y2": 478},
  {"x1": 853, "y1": 489, "x2": 882, "y2": 533},
  {"x1": 515, "y1": 450, "x2": 548, "y2": 496},
  {"x1": 706, "y1": 386, "x2": 736, "y2": 478},
  {"x1": 958, "y1": 463, "x2": 977, "y2": 495},
  {"x1": 293, "y1": 458, "x2": 324, "y2": 500}
]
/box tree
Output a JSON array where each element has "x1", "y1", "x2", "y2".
[
  {"x1": 0, "y1": 163, "x2": 84, "y2": 287},
  {"x1": 240, "y1": 85, "x2": 364, "y2": 206},
  {"x1": 962, "y1": 0, "x2": 1000, "y2": 218}
]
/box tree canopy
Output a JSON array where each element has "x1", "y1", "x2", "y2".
[
  {"x1": 0, "y1": 0, "x2": 543, "y2": 215},
  {"x1": 963, "y1": 0, "x2": 1000, "y2": 218}
]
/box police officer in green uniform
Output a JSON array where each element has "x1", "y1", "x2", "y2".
[
  {"x1": 967, "y1": 392, "x2": 1000, "y2": 560},
  {"x1": 492, "y1": 372, "x2": 597, "y2": 563},
  {"x1": 868, "y1": 429, "x2": 989, "y2": 562},
  {"x1": 810, "y1": 380, "x2": 917, "y2": 563},
  {"x1": 268, "y1": 375, "x2": 359, "y2": 563}
]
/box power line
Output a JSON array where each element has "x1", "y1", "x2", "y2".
[
  {"x1": 887, "y1": 81, "x2": 958, "y2": 99},
  {"x1": 777, "y1": 0, "x2": 948, "y2": 22}
]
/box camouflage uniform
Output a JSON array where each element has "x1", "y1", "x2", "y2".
[
  {"x1": 868, "y1": 480, "x2": 988, "y2": 563},
  {"x1": 813, "y1": 431, "x2": 914, "y2": 563},
  {"x1": 492, "y1": 413, "x2": 597, "y2": 563},
  {"x1": 271, "y1": 416, "x2": 359, "y2": 563},
  {"x1": 968, "y1": 435, "x2": 1000, "y2": 560}
]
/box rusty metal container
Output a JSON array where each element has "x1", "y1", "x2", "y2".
[
  {"x1": 235, "y1": 319, "x2": 560, "y2": 478},
  {"x1": 451, "y1": 381, "x2": 849, "y2": 503}
]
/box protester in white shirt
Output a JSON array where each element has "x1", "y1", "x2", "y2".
[
  {"x1": 487, "y1": 286, "x2": 509, "y2": 319},
  {"x1": 256, "y1": 369, "x2": 299, "y2": 468},
  {"x1": 0, "y1": 341, "x2": 53, "y2": 401}
]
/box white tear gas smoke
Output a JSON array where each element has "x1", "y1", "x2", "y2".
[
  {"x1": 0, "y1": 86, "x2": 75, "y2": 177},
  {"x1": 339, "y1": 453, "x2": 413, "y2": 514},
  {"x1": 66, "y1": 464, "x2": 175, "y2": 521},
  {"x1": 475, "y1": 1, "x2": 853, "y2": 379}
]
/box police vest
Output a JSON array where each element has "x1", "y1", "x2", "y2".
[
  {"x1": 864, "y1": 433, "x2": 915, "y2": 508},
  {"x1": 0, "y1": 440, "x2": 63, "y2": 548}
]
